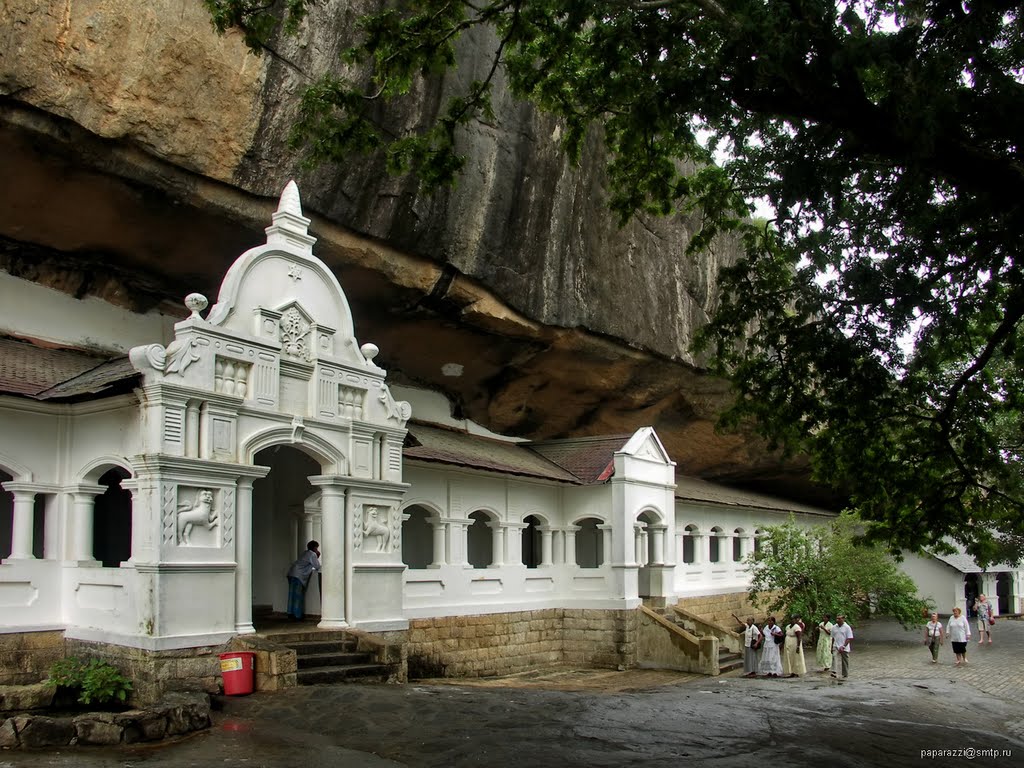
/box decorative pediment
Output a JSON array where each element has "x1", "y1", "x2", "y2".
[{"x1": 621, "y1": 427, "x2": 672, "y2": 464}]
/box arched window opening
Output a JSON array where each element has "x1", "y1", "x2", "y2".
[
  {"x1": 575, "y1": 517, "x2": 603, "y2": 568},
  {"x1": 0, "y1": 470, "x2": 12, "y2": 560},
  {"x1": 682, "y1": 524, "x2": 697, "y2": 564},
  {"x1": 93, "y1": 467, "x2": 132, "y2": 568},
  {"x1": 638, "y1": 511, "x2": 657, "y2": 565},
  {"x1": 402, "y1": 505, "x2": 434, "y2": 569},
  {"x1": 467, "y1": 511, "x2": 492, "y2": 569},
  {"x1": 733, "y1": 528, "x2": 744, "y2": 562},
  {"x1": 522, "y1": 515, "x2": 542, "y2": 568},
  {"x1": 709, "y1": 526, "x2": 723, "y2": 563},
  {"x1": 754, "y1": 529, "x2": 764, "y2": 556}
]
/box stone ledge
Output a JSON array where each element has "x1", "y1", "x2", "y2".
[{"x1": 0, "y1": 691, "x2": 210, "y2": 750}]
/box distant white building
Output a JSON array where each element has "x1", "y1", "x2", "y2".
[
  {"x1": 901, "y1": 547, "x2": 1022, "y2": 617},
  {"x1": 2, "y1": 184, "x2": 1018, "y2": 695}
]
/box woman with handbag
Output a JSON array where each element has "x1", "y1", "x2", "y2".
[
  {"x1": 973, "y1": 595, "x2": 995, "y2": 644},
  {"x1": 742, "y1": 617, "x2": 762, "y2": 678}
]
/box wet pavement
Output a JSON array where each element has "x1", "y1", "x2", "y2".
[{"x1": 5, "y1": 618, "x2": 1023, "y2": 768}]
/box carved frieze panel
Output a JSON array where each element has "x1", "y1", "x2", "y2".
[
  {"x1": 339, "y1": 385, "x2": 366, "y2": 419},
  {"x1": 354, "y1": 504, "x2": 400, "y2": 553},
  {"x1": 214, "y1": 357, "x2": 252, "y2": 398},
  {"x1": 174, "y1": 487, "x2": 220, "y2": 547},
  {"x1": 280, "y1": 306, "x2": 313, "y2": 361}
]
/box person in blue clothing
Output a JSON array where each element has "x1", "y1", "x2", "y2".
[{"x1": 286, "y1": 540, "x2": 321, "y2": 620}]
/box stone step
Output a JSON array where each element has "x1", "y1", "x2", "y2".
[
  {"x1": 296, "y1": 664, "x2": 391, "y2": 685},
  {"x1": 297, "y1": 651, "x2": 375, "y2": 670},
  {"x1": 286, "y1": 638, "x2": 359, "y2": 655}
]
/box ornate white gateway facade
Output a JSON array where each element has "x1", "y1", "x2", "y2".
[{"x1": 4, "y1": 184, "x2": 1013, "y2": 695}]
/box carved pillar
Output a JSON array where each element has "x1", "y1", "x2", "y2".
[
  {"x1": 429, "y1": 517, "x2": 447, "y2": 567},
  {"x1": 69, "y1": 485, "x2": 104, "y2": 562},
  {"x1": 234, "y1": 478, "x2": 256, "y2": 634},
  {"x1": 488, "y1": 521, "x2": 505, "y2": 567},
  {"x1": 539, "y1": 527, "x2": 554, "y2": 567},
  {"x1": 564, "y1": 526, "x2": 579, "y2": 567}
]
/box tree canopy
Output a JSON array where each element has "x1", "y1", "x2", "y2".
[
  {"x1": 747, "y1": 515, "x2": 930, "y2": 626},
  {"x1": 205, "y1": 0, "x2": 1024, "y2": 565}
]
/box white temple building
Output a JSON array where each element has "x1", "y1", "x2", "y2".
[{"x1": 1, "y1": 183, "x2": 1019, "y2": 695}]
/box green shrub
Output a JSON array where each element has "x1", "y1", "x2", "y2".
[{"x1": 47, "y1": 657, "x2": 133, "y2": 705}]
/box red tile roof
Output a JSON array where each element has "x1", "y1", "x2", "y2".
[
  {"x1": 527, "y1": 435, "x2": 634, "y2": 483},
  {"x1": 404, "y1": 423, "x2": 581, "y2": 483}
]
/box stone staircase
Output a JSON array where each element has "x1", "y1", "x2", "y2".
[
  {"x1": 267, "y1": 629, "x2": 392, "y2": 685},
  {"x1": 673, "y1": 592, "x2": 767, "y2": 630},
  {"x1": 650, "y1": 605, "x2": 742, "y2": 674}
]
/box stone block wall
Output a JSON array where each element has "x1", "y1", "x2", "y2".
[
  {"x1": 406, "y1": 608, "x2": 636, "y2": 679},
  {"x1": 0, "y1": 632, "x2": 64, "y2": 685},
  {"x1": 64, "y1": 639, "x2": 224, "y2": 705}
]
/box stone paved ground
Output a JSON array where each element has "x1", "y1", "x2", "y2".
[{"x1": 5, "y1": 617, "x2": 1022, "y2": 768}]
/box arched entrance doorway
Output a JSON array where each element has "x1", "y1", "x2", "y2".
[
  {"x1": 963, "y1": 573, "x2": 980, "y2": 616},
  {"x1": 252, "y1": 445, "x2": 322, "y2": 625},
  {"x1": 995, "y1": 572, "x2": 1011, "y2": 615}
]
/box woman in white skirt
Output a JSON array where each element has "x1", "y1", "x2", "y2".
[{"x1": 758, "y1": 616, "x2": 784, "y2": 677}]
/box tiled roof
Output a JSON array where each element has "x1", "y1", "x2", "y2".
[
  {"x1": 931, "y1": 546, "x2": 1019, "y2": 574},
  {"x1": 674, "y1": 475, "x2": 836, "y2": 518},
  {"x1": 404, "y1": 423, "x2": 581, "y2": 483},
  {"x1": 526, "y1": 435, "x2": 634, "y2": 484},
  {"x1": 0, "y1": 336, "x2": 136, "y2": 401}
]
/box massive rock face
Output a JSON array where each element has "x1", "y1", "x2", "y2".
[{"x1": 0, "y1": 0, "x2": 819, "y2": 497}]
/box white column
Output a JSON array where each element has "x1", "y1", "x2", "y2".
[
  {"x1": 634, "y1": 524, "x2": 645, "y2": 566},
  {"x1": 316, "y1": 483, "x2": 348, "y2": 628},
  {"x1": 234, "y1": 478, "x2": 256, "y2": 634},
  {"x1": 120, "y1": 479, "x2": 155, "y2": 566},
  {"x1": 488, "y1": 521, "x2": 505, "y2": 567},
  {"x1": 650, "y1": 525, "x2": 666, "y2": 566},
  {"x1": 564, "y1": 526, "x2": 579, "y2": 567},
  {"x1": 694, "y1": 533, "x2": 706, "y2": 564},
  {"x1": 506, "y1": 521, "x2": 527, "y2": 566},
  {"x1": 598, "y1": 524, "x2": 612, "y2": 566},
  {"x1": 540, "y1": 527, "x2": 554, "y2": 567},
  {"x1": 429, "y1": 517, "x2": 447, "y2": 566},
  {"x1": 675, "y1": 531, "x2": 685, "y2": 564},
  {"x1": 43, "y1": 494, "x2": 59, "y2": 560},
  {"x1": 6, "y1": 489, "x2": 36, "y2": 560},
  {"x1": 69, "y1": 486, "x2": 103, "y2": 562},
  {"x1": 552, "y1": 529, "x2": 565, "y2": 565}
]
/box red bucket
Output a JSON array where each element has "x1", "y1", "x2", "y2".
[{"x1": 219, "y1": 652, "x2": 255, "y2": 696}]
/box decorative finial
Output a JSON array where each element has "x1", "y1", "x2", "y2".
[
  {"x1": 184, "y1": 293, "x2": 208, "y2": 319},
  {"x1": 277, "y1": 180, "x2": 302, "y2": 217},
  {"x1": 360, "y1": 343, "x2": 380, "y2": 363}
]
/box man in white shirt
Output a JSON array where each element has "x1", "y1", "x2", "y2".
[
  {"x1": 830, "y1": 614, "x2": 854, "y2": 681},
  {"x1": 742, "y1": 617, "x2": 762, "y2": 677},
  {"x1": 286, "y1": 540, "x2": 322, "y2": 620}
]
